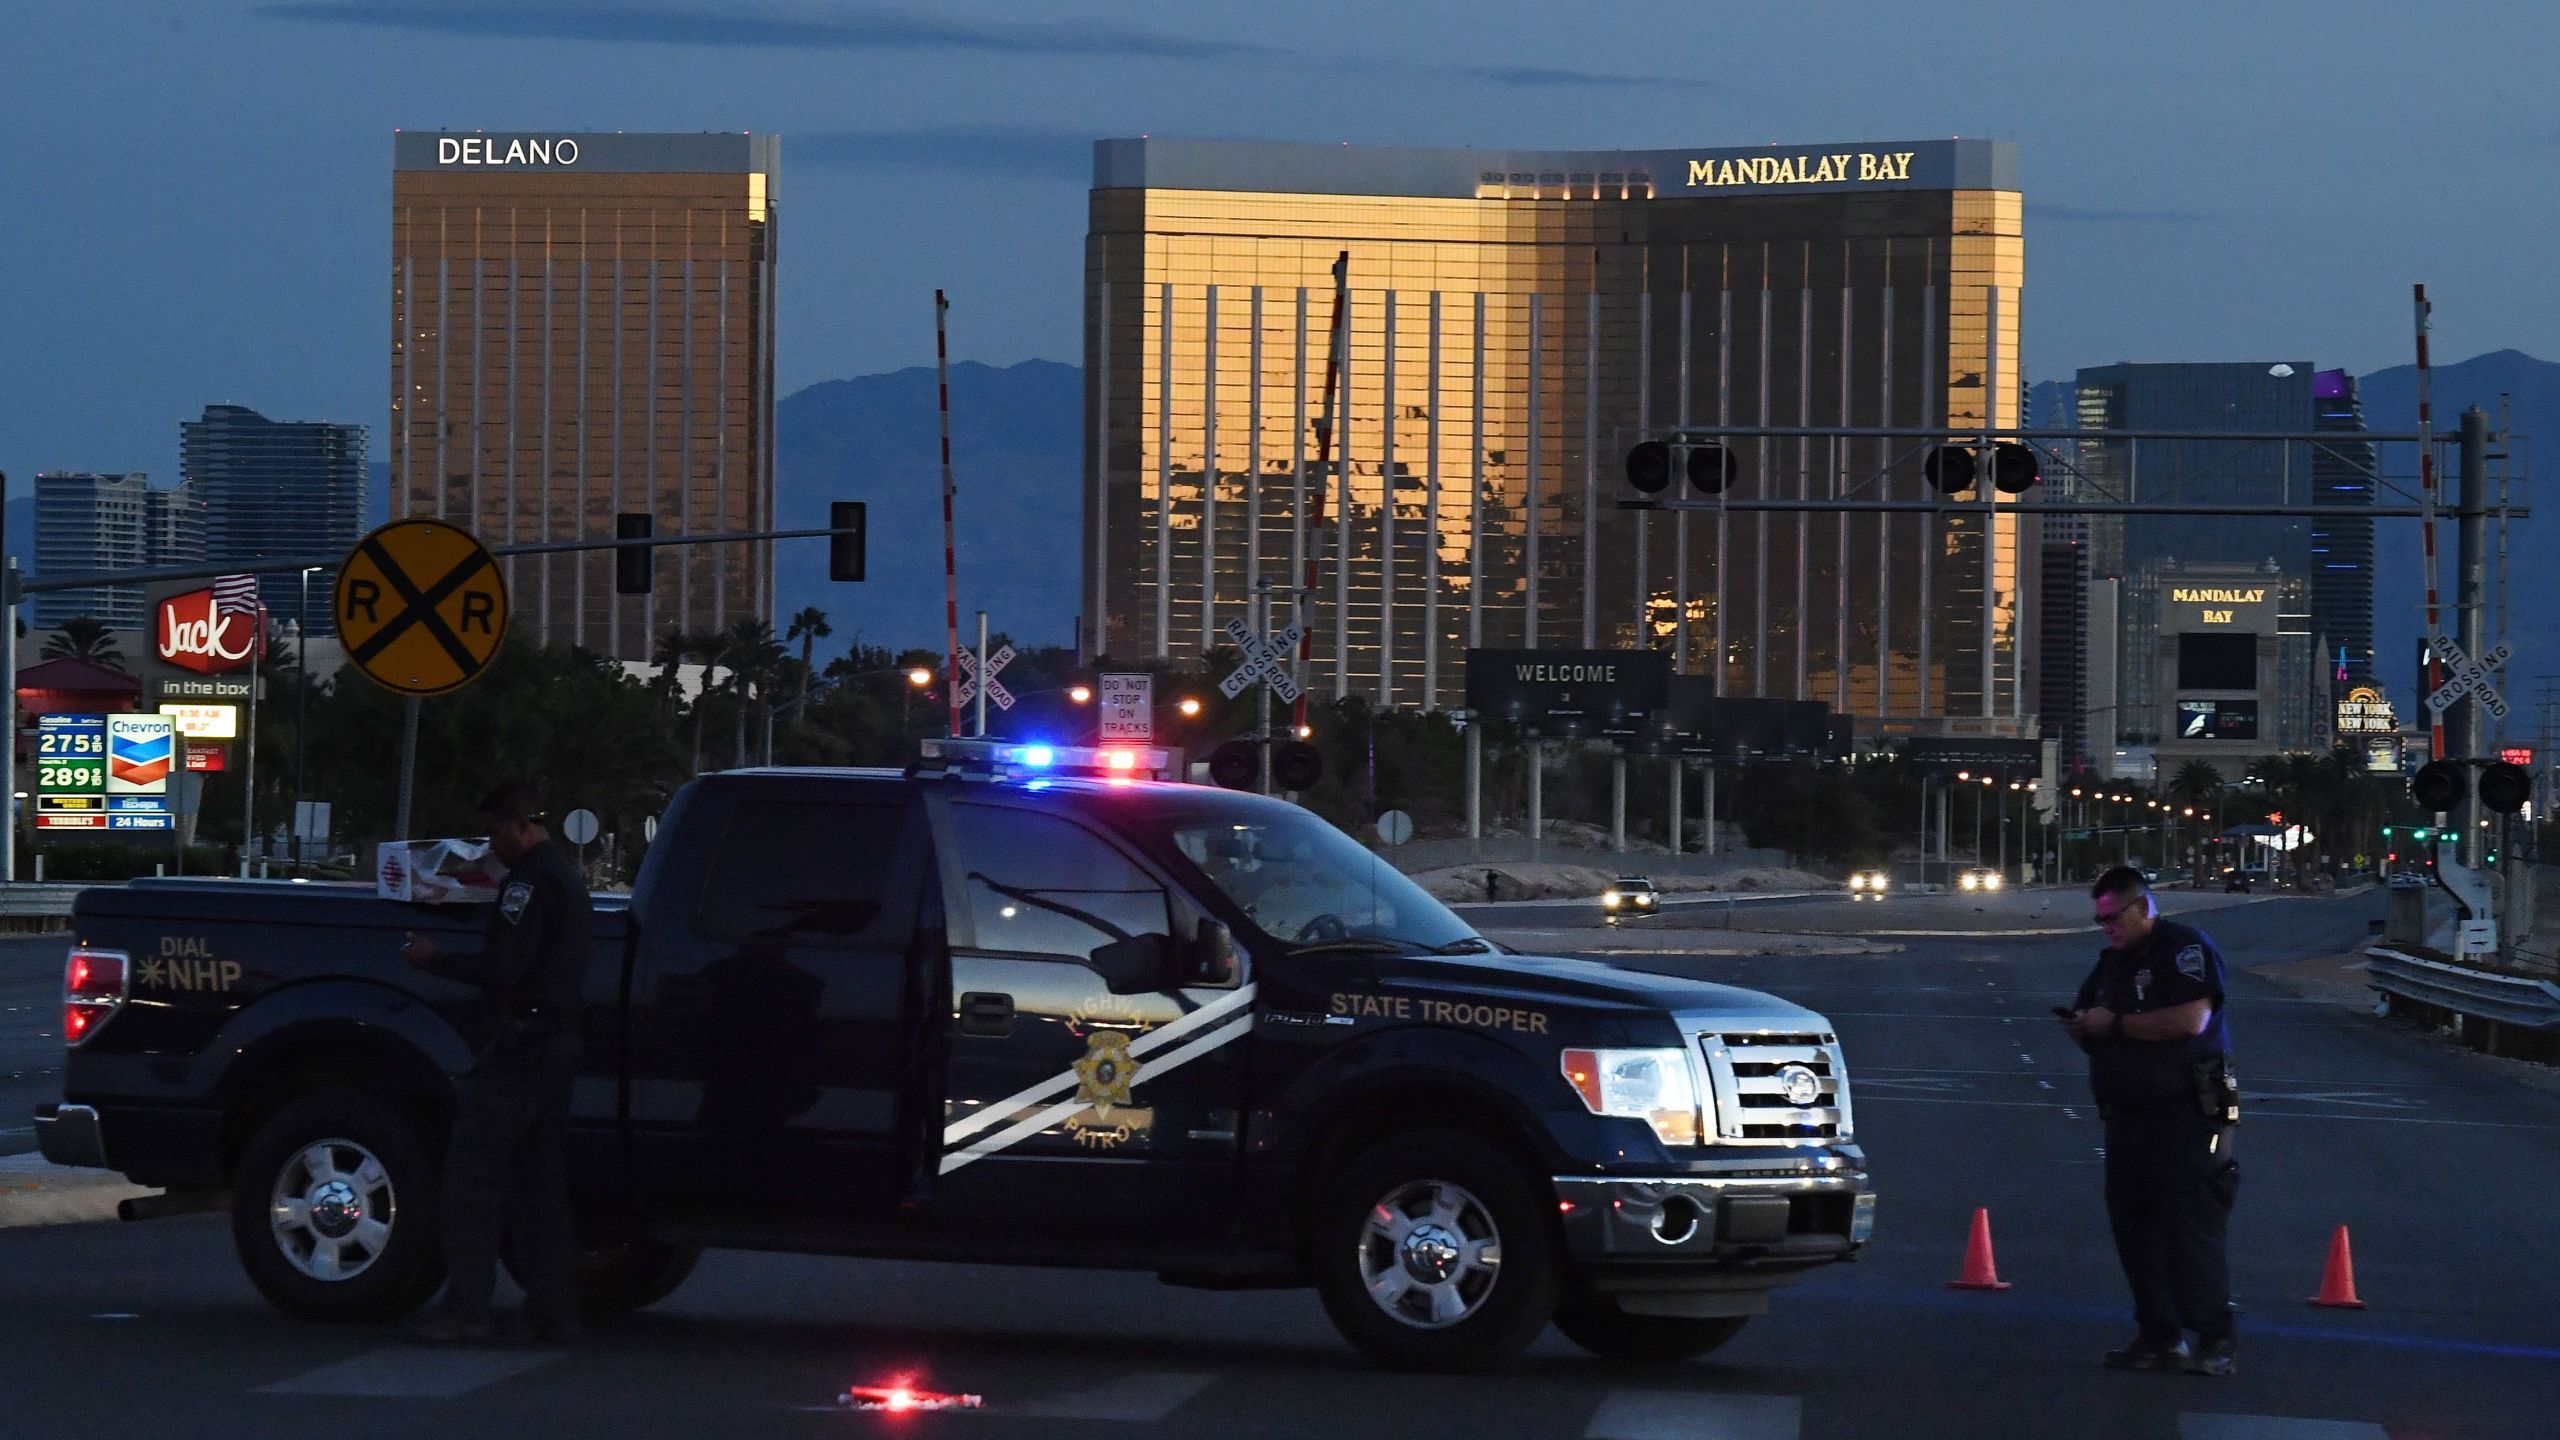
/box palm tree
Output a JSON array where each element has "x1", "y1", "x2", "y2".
[
  {"x1": 41, "y1": 616, "x2": 124, "y2": 667},
  {"x1": 785, "y1": 607, "x2": 831, "y2": 720},
  {"x1": 650, "y1": 625, "x2": 691, "y2": 714},
  {"x1": 686, "y1": 629, "x2": 734, "y2": 776},
  {"x1": 721, "y1": 619, "x2": 786, "y2": 767}
]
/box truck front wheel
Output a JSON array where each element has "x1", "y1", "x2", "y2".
[
  {"x1": 1311, "y1": 1130, "x2": 1560, "y2": 1373},
  {"x1": 1552, "y1": 1287, "x2": 1750, "y2": 1362},
  {"x1": 229, "y1": 1090, "x2": 445, "y2": 1323}
]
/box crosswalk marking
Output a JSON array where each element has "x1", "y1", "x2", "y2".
[
  {"x1": 254, "y1": 1346, "x2": 566, "y2": 1398},
  {"x1": 2179, "y1": 1416, "x2": 2391, "y2": 1440},
  {"x1": 1586, "y1": 1390, "x2": 1800, "y2": 1440},
  {"x1": 1007, "y1": 1371, "x2": 1216, "y2": 1421}
]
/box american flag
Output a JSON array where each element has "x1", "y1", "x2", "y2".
[{"x1": 213, "y1": 574, "x2": 261, "y2": 617}]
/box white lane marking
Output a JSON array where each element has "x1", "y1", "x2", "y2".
[
  {"x1": 254, "y1": 1346, "x2": 566, "y2": 1398},
  {"x1": 939, "y1": 1015, "x2": 1256, "y2": 1175},
  {"x1": 2178, "y1": 1415, "x2": 2389, "y2": 1440},
  {"x1": 1587, "y1": 1390, "x2": 1799, "y2": 1440},
  {"x1": 1008, "y1": 1371, "x2": 1216, "y2": 1420},
  {"x1": 940, "y1": 984, "x2": 1257, "y2": 1147}
]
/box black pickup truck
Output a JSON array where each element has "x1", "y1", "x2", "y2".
[{"x1": 38, "y1": 741, "x2": 1874, "y2": 1372}]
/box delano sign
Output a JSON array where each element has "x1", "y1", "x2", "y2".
[{"x1": 1464, "y1": 649, "x2": 1670, "y2": 737}]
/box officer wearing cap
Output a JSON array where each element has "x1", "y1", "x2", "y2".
[
  {"x1": 402, "y1": 781, "x2": 593, "y2": 1344},
  {"x1": 2059, "y1": 864, "x2": 2240, "y2": 1377}
]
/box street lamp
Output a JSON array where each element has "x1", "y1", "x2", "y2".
[
  {"x1": 1177, "y1": 696, "x2": 1203, "y2": 719},
  {"x1": 1068, "y1": 684, "x2": 1093, "y2": 705}
]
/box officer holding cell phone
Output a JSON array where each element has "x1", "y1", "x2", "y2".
[{"x1": 2056, "y1": 864, "x2": 2241, "y2": 1377}]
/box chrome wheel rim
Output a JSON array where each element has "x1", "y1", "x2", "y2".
[
  {"x1": 1356, "y1": 1179, "x2": 1503, "y2": 1329},
  {"x1": 269, "y1": 1137, "x2": 395, "y2": 1282}
]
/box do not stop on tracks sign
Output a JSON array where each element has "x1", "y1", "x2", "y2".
[{"x1": 334, "y1": 520, "x2": 511, "y2": 696}]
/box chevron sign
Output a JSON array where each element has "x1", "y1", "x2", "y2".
[{"x1": 107, "y1": 715, "x2": 176, "y2": 793}]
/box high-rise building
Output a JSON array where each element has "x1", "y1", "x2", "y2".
[
  {"x1": 2037, "y1": 540, "x2": 2091, "y2": 770},
  {"x1": 179, "y1": 405, "x2": 366, "y2": 635},
  {"x1": 391, "y1": 131, "x2": 780, "y2": 659},
  {"x1": 2310, "y1": 369, "x2": 2376, "y2": 689},
  {"x1": 32, "y1": 472, "x2": 204, "y2": 631},
  {"x1": 1084, "y1": 137, "x2": 2027, "y2": 731}
]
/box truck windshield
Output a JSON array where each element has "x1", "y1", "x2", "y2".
[{"x1": 1165, "y1": 806, "x2": 1481, "y2": 953}]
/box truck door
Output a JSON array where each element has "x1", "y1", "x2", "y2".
[
  {"x1": 927, "y1": 795, "x2": 1251, "y2": 1245},
  {"x1": 626, "y1": 781, "x2": 929, "y2": 1238}
]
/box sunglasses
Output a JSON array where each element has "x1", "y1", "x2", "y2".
[{"x1": 2092, "y1": 908, "x2": 2131, "y2": 927}]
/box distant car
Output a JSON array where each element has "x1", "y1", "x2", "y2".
[
  {"x1": 1600, "y1": 876, "x2": 1658, "y2": 917},
  {"x1": 1846, "y1": 869, "x2": 1893, "y2": 901},
  {"x1": 2141, "y1": 868, "x2": 2161, "y2": 885},
  {"x1": 2223, "y1": 868, "x2": 2256, "y2": 894},
  {"x1": 1958, "y1": 868, "x2": 2003, "y2": 893},
  {"x1": 2387, "y1": 872, "x2": 2428, "y2": 890}
]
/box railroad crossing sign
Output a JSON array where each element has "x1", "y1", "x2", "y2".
[
  {"x1": 1219, "y1": 618, "x2": 1305, "y2": 703},
  {"x1": 334, "y1": 520, "x2": 510, "y2": 696},
  {"x1": 955, "y1": 644, "x2": 1014, "y2": 711},
  {"x1": 2423, "y1": 633, "x2": 2510, "y2": 720}
]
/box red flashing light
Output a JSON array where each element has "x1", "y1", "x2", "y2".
[{"x1": 841, "y1": 1381, "x2": 982, "y2": 1413}]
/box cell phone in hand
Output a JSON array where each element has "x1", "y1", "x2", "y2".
[{"x1": 2050, "y1": 1005, "x2": 2078, "y2": 1018}]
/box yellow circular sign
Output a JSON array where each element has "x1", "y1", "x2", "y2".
[{"x1": 333, "y1": 520, "x2": 511, "y2": 696}]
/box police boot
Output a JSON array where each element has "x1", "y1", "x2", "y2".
[
  {"x1": 2184, "y1": 1337, "x2": 2237, "y2": 1377},
  {"x1": 2102, "y1": 1336, "x2": 2190, "y2": 1371}
]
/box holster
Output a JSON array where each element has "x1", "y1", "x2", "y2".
[{"x1": 2192, "y1": 1058, "x2": 2240, "y2": 1125}]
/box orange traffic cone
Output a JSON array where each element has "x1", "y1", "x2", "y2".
[
  {"x1": 1947, "y1": 1207, "x2": 2012, "y2": 1290},
  {"x1": 2309, "y1": 1224, "x2": 2366, "y2": 1308}
]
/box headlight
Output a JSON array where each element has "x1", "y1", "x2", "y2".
[
  {"x1": 1601, "y1": 892, "x2": 1620, "y2": 909},
  {"x1": 1634, "y1": 893, "x2": 1654, "y2": 907},
  {"x1": 1561, "y1": 1048, "x2": 1701, "y2": 1145},
  {"x1": 1849, "y1": 874, "x2": 1868, "y2": 891},
  {"x1": 1960, "y1": 873, "x2": 1978, "y2": 891},
  {"x1": 1984, "y1": 874, "x2": 2002, "y2": 890}
]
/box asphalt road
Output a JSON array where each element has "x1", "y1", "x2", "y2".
[
  {"x1": 1, "y1": 936, "x2": 65, "y2": 1157},
  {"x1": 4, "y1": 894, "x2": 2557, "y2": 1438}
]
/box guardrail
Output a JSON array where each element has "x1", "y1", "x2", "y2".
[
  {"x1": 2366, "y1": 945, "x2": 2560, "y2": 1032},
  {"x1": 0, "y1": 884, "x2": 89, "y2": 934}
]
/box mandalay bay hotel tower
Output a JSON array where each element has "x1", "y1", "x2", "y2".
[{"x1": 1084, "y1": 138, "x2": 2027, "y2": 737}]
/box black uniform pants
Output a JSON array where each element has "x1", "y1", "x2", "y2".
[
  {"x1": 2103, "y1": 1101, "x2": 2238, "y2": 1344},
  {"x1": 440, "y1": 1031, "x2": 581, "y2": 1323}
]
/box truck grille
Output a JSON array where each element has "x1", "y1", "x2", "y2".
[{"x1": 1698, "y1": 1031, "x2": 1852, "y2": 1144}]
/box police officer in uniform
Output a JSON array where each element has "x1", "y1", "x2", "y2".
[
  {"x1": 2059, "y1": 864, "x2": 2241, "y2": 1377},
  {"x1": 402, "y1": 782, "x2": 593, "y2": 1344}
]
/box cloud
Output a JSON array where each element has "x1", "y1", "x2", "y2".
[
  {"x1": 2030, "y1": 203, "x2": 2217, "y2": 224},
  {"x1": 788, "y1": 126, "x2": 1092, "y2": 180},
  {"x1": 1449, "y1": 64, "x2": 1710, "y2": 91},
  {"x1": 255, "y1": 1, "x2": 1269, "y2": 59}
]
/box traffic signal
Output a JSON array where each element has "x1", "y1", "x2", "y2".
[
  {"x1": 1273, "y1": 740, "x2": 1323, "y2": 792},
  {"x1": 1990, "y1": 442, "x2": 2042, "y2": 494},
  {"x1": 2479, "y1": 761, "x2": 2531, "y2": 815},
  {"x1": 1924, "y1": 445, "x2": 1977, "y2": 494},
  {"x1": 1625, "y1": 441, "x2": 1672, "y2": 494},
  {"x1": 615, "y1": 512, "x2": 653, "y2": 594},
  {"x1": 2411, "y1": 760, "x2": 2464, "y2": 813},
  {"x1": 1207, "y1": 740, "x2": 1258, "y2": 791},
  {"x1": 1624, "y1": 442, "x2": 1737, "y2": 497},
  {"x1": 829, "y1": 501, "x2": 867, "y2": 582},
  {"x1": 1682, "y1": 444, "x2": 1737, "y2": 495}
]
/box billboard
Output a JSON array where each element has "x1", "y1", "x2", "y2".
[
  {"x1": 2336, "y1": 685, "x2": 2397, "y2": 737},
  {"x1": 1464, "y1": 649, "x2": 1670, "y2": 737},
  {"x1": 154, "y1": 576, "x2": 263, "y2": 676},
  {"x1": 104, "y1": 715, "x2": 176, "y2": 831},
  {"x1": 2177, "y1": 699, "x2": 2260, "y2": 741},
  {"x1": 34, "y1": 716, "x2": 107, "y2": 831}
]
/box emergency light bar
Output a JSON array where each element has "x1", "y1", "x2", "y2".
[{"x1": 914, "y1": 737, "x2": 1181, "y2": 783}]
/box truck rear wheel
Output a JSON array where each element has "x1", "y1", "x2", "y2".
[
  {"x1": 1553, "y1": 1288, "x2": 1750, "y2": 1362},
  {"x1": 1311, "y1": 1130, "x2": 1560, "y2": 1373},
  {"x1": 230, "y1": 1090, "x2": 444, "y2": 1323}
]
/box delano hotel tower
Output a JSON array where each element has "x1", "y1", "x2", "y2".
[
  {"x1": 1085, "y1": 138, "x2": 2027, "y2": 734},
  {"x1": 392, "y1": 131, "x2": 780, "y2": 659}
]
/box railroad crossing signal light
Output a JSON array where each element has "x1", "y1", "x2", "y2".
[
  {"x1": 1272, "y1": 740, "x2": 1323, "y2": 792},
  {"x1": 2479, "y1": 761, "x2": 2531, "y2": 815},
  {"x1": 1207, "y1": 740, "x2": 1258, "y2": 792},
  {"x1": 615, "y1": 512, "x2": 653, "y2": 595},
  {"x1": 1624, "y1": 442, "x2": 1738, "y2": 497},
  {"x1": 829, "y1": 501, "x2": 867, "y2": 583},
  {"x1": 2411, "y1": 760, "x2": 2465, "y2": 813},
  {"x1": 1924, "y1": 445, "x2": 1977, "y2": 494},
  {"x1": 1991, "y1": 442, "x2": 2042, "y2": 494}
]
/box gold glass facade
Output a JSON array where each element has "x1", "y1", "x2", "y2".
[
  {"x1": 1085, "y1": 140, "x2": 2025, "y2": 731},
  {"x1": 391, "y1": 133, "x2": 779, "y2": 660}
]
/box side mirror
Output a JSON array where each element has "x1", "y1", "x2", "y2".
[
  {"x1": 1087, "y1": 934, "x2": 1175, "y2": 995},
  {"x1": 1186, "y1": 919, "x2": 1239, "y2": 987}
]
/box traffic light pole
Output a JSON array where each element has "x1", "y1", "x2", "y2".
[{"x1": 2456, "y1": 408, "x2": 2490, "y2": 869}]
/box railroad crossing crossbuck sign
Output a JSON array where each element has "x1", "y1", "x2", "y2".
[
  {"x1": 1219, "y1": 618, "x2": 1305, "y2": 703},
  {"x1": 956, "y1": 644, "x2": 1014, "y2": 711},
  {"x1": 334, "y1": 520, "x2": 511, "y2": 696},
  {"x1": 2423, "y1": 633, "x2": 2510, "y2": 721}
]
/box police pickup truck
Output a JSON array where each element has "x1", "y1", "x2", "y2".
[{"x1": 37, "y1": 740, "x2": 1873, "y2": 1372}]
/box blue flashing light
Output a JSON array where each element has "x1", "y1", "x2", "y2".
[{"x1": 1015, "y1": 745, "x2": 1056, "y2": 768}]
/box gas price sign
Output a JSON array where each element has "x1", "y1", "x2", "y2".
[{"x1": 35, "y1": 716, "x2": 108, "y2": 830}]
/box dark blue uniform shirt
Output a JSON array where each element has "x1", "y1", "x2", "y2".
[{"x1": 2073, "y1": 917, "x2": 2231, "y2": 1107}]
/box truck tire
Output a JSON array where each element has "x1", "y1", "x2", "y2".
[
  {"x1": 1311, "y1": 1129, "x2": 1560, "y2": 1373},
  {"x1": 1552, "y1": 1288, "x2": 1750, "y2": 1363},
  {"x1": 230, "y1": 1090, "x2": 444, "y2": 1323},
  {"x1": 517, "y1": 1237, "x2": 701, "y2": 1318}
]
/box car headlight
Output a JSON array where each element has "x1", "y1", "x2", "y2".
[
  {"x1": 1635, "y1": 893, "x2": 1654, "y2": 907},
  {"x1": 1983, "y1": 874, "x2": 2002, "y2": 890},
  {"x1": 1849, "y1": 874, "x2": 1868, "y2": 891},
  {"x1": 1561, "y1": 1048, "x2": 1702, "y2": 1145},
  {"x1": 1960, "y1": 873, "x2": 1978, "y2": 891},
  {"x1": 1601, "y1": 892, "x2": 1620, "y2": 908}
]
